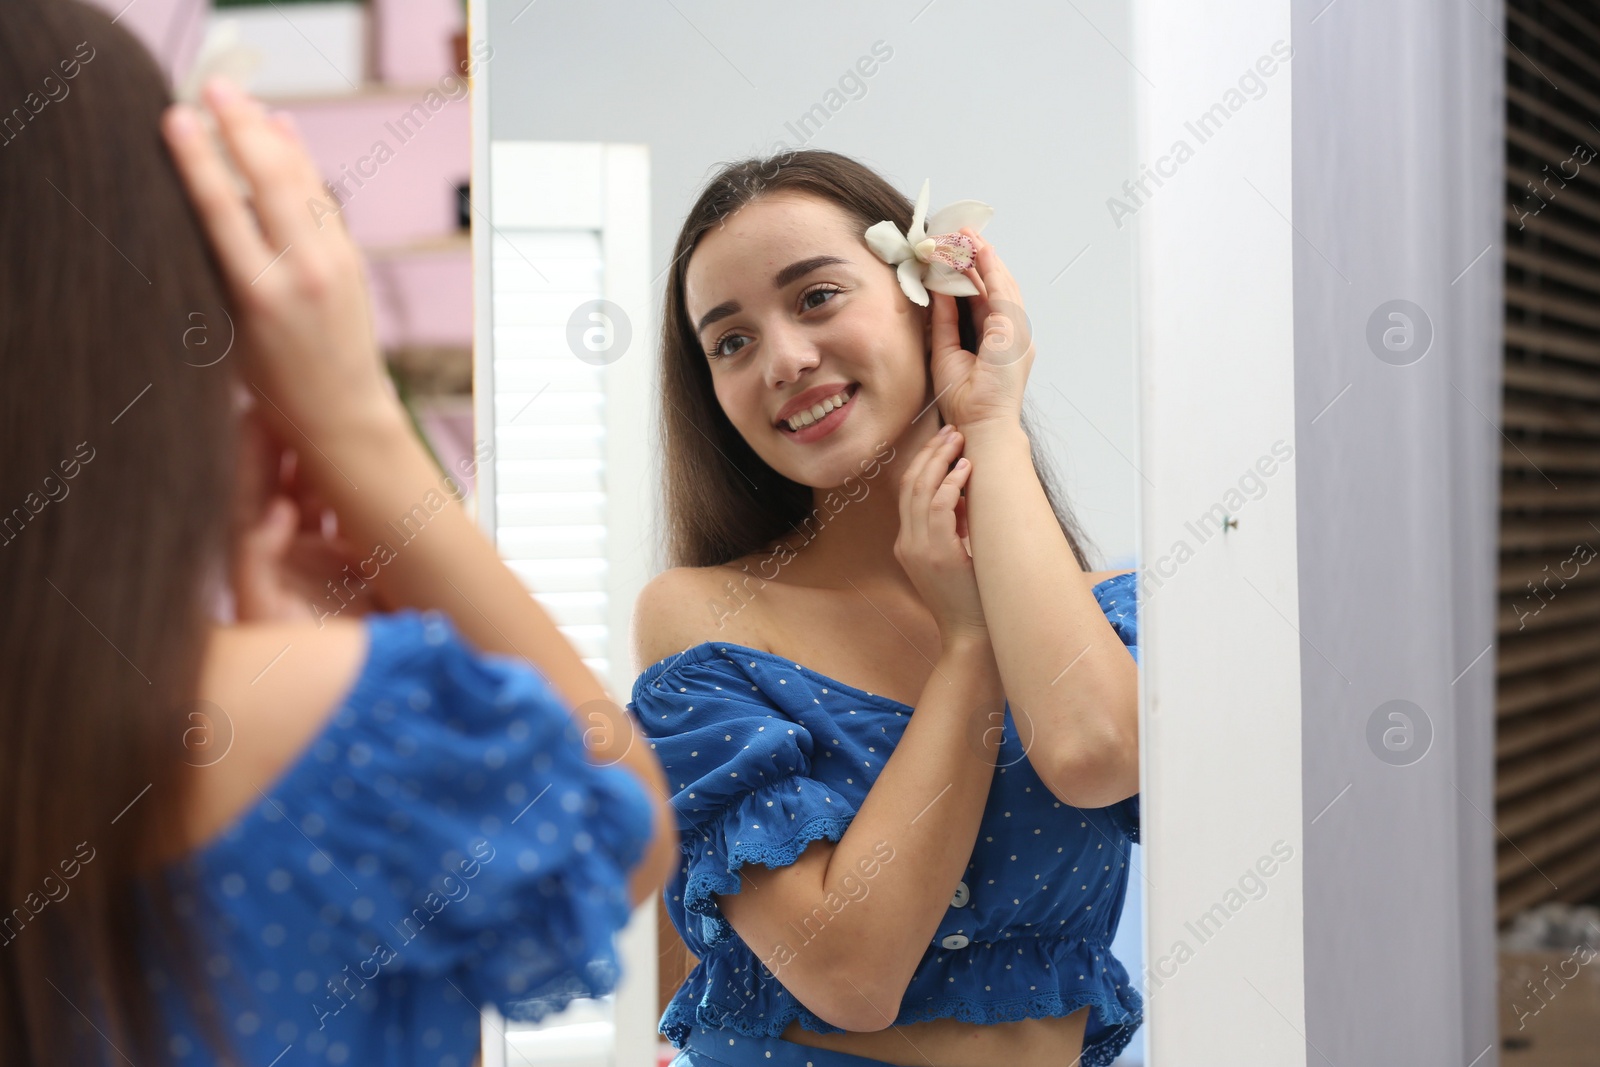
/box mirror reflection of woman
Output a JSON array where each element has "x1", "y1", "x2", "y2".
[{"x1": 631, "y1": 154, "x2": 1143, "y2": 1067}]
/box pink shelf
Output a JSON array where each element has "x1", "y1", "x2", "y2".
[
  {"x1": 90, "y1": 0, "x2": 474, "y2": 352},
  {"x1": 279, "y1": 89, "x2": 472, "y2": 350}
]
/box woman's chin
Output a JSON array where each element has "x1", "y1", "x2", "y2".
[{"x1": 770, "y1": 446, "x2": 891, "y2": 495}]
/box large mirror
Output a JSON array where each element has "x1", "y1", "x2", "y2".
[{"x1": 471, "y1": 2, "x2": 1144, "y2": 1064}]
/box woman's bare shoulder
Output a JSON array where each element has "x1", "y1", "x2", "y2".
[
  {"x1": 631, "y1": 562, "x2": 772, "y2": 675},
  {"x1": 185, "y1": 617, "x2": 372, "y2": 850}
]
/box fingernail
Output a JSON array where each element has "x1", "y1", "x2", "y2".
[
  {"x1": 207, "y1": 76, "x2": 261, "y2": 115},
  {"x1": 955, "y1": 458, "x2": 970, "y2": 469},
  {"x1": 165, "y1": 103, "x2": 200, "y2": 141},
  {"x1": 205, "y1": 75, "x2": 239, "y2": 104},
  {"x1": 270, "y1": 110, "x2": 300, "y2": 140}
]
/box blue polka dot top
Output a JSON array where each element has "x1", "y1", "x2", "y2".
[
  {"x1": 628, "y1": 572, "x2": 1142, "y2": 1067},
  {"x1": 141, "y1": 609, "x2": 657, "y2": 1067}
]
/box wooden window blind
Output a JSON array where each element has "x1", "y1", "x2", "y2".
[{"x1": 1496, "y1": 0, "x2": 1600, "y2": 924}]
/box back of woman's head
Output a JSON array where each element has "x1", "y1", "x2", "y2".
[
  {"x1": 0, "y1": 0, "x2": 237, "y2": 1061},
  {"x1": 656, "y1": 149, "x2": 1093, "y2": 572}
]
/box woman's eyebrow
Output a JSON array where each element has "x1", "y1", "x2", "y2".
[
  {"x1": 694, "y1": 254, "x2": 852, "y2": 337},
  {"x1": 773, "y1": 253, "x2": 849, "y2": 289}
]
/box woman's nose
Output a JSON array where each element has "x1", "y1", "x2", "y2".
[{"x1": 762, "y1": 323, "x2": 820, "y2": 388}]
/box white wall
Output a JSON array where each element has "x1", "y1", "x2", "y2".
[
  {"x1": 1290, "y1": 1, "x2": 1504, "y2": 1064},
  {"x1": 485, "y1": 0, "x2": 1139, "y2": 569}
]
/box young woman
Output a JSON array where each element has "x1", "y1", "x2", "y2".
[
  {"x1": 0, "y1": 3, "x2": 676, "y2": 1064},
  {"x1": 627, "y1": 154, "x2": 1144, "y2": 1067}
]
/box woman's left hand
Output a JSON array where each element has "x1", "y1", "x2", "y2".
[
  {"x1": 927, "y1": 232, "x2": 1035, "y2": 432},
  {"x1": 231, "y1": 410, "x2": 384, "y2": 624}
]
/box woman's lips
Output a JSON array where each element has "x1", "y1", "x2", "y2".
[{"x1": 778, "y1": 384, "x2": 858, "y2": 444}]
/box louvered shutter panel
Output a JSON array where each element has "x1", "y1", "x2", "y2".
[
  {"x1": 1496, "y1": 0, "x2": 1600, "y2": 924},
  {"x1": 491, "y1": 229, "x2": 611, "y2": 675}
]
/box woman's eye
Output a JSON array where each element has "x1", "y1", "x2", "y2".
[
  {"x1": 802, "y1": 286, "x2": 841, "y2": 311},
  {"x1": 708, "y1": 333, "x2": 749, "y2": 360}
]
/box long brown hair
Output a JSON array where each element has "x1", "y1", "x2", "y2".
[
  {"x1": 1, "y1": 1, "x2": 237, "y2": 1061},
  {"x1": 657, "y1": 149, "x2": 1096, "y2": 571}
]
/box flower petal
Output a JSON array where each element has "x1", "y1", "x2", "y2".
[
  {"x1": 864, "y1": 220, "x2": 914, "y2": 264},
  {"x1": 897, "y1": 258, "x2": 930, "y2": 306},
  {"x1": 926, "y1": 233, "x2": 977, "y2": 272},
  {"x1": 908, "y1": 178, "x2": 931, "y2": 243},
  {"x1": 925, "y1": 199, "x2": 994, "y2": 237},
  {"x1": 924, "y1": 261, "x2": 979, "y2": 297}
]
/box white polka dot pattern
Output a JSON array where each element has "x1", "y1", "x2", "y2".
[
  {"x1": 140, "y1": 609, "x2": 656, "y2": 1066},
  {"x1": 627, "y1": 572, "x2": 1143, "y2": 1067}
]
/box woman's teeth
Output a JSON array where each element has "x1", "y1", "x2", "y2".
[{"x1": 785, "y1": 388, "x2": 852, "y2": 432}]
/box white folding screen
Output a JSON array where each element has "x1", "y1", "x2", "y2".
[
  {"x1": 489, "y1": 225, "x2": 610, "y2": 669},
  {"x1": 472, "y1": 139, "x2": 657, "y2": 1065}
]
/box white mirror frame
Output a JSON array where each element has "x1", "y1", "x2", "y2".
[
  {"x1": 470, "y1": 0, "x2": 659, "y2": 1058},
  {"x1": 1132, "y1": 1, "x2": 1308, "y2": 1063}
]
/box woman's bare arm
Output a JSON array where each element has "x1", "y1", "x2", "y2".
[
  {"x1": 635, "y1": 570, "x2": 1004, "y2": 1032},
  {"x1": 960, "y1": 419, "x2": 1138, "y2": 810},
  {"x1": 161, "y1": 83, "x2": 676, "y2": 906}
]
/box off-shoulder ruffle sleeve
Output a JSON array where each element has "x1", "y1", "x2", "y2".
[
  {"x1": 187, "y1": 609, "x2": 657, "y2": 1029},
  {"x1": 628, "y1": 645, "x2": 857, "y2": 952},
  {"x1": 1094, "y1": 572, "x2": 1141, "y2": 844}
]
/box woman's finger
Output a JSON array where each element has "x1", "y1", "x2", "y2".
[
  {"x1": 929, "y1": 290, "x2": 964, "y2": 361},
  {"x1": 970, "y1": 243, "x2": 1033, "y2": 366},
  {"x1": 958, "y1": 227, "x2": 993, "y2": 328},
  {"x1": 231, "y1": 495, "x2": 300, "y2": 622},
  {"x1": 897, "y1": 426, "x2": 942, "y2": 531},
  {"x1": 929, "y1": 458, "x2": 972, "y2": 541},
  {"x1": 973, "y1": 239, "x2": 1021, "y2": 307},
  {"x1": 911, "y1": 430, "x2": 965, "y2": 517},
  {"x1": 897, "y1": 426, "x2": 958, "y2": 534},
  {"x1": 161, "y1": 103, "x2": 272, "y2": 292},
  {"x1": 202, "y1": 78, "x2": 329, "y2": 253}
]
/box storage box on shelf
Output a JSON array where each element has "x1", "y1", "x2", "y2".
[{"x1": 210, "y1": 0, "x2": 368, "y2": 97}]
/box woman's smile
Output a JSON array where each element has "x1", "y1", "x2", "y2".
[{"x1": 776, "y1": 382, "x2": 860, "y2": 442}]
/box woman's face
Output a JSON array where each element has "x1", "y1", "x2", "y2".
[{"x1": 683, "y1": 191, "x2": 934, "y2": 489}]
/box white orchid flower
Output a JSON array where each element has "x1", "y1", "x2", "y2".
[{"x1": 864, "y1": 178, "x2": 994, "y2": 307}]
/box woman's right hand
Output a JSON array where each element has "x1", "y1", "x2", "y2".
[
  {"x1": 161, "y1": 78, "x2": 400, "y2": 445},
  {"x1": 895, "y1": 425, "x2": 987, "y2": 644}
]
